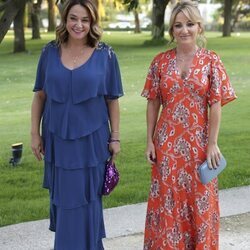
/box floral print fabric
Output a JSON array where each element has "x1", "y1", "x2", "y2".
[{"x1": 141, "y1": 48, "x2": 236, "y2": 250}]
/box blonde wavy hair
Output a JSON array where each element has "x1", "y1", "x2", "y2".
[
  {"x1": 169, "y1": 0, "x2": 206, "y2": 47},
  {"x1": 56, "y1": 0, "x2": 102, "y2": 47}
]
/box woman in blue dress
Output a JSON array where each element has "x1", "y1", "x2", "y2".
[{"x1": 30, "y1": 0, "x2": 123, "y2": 249}]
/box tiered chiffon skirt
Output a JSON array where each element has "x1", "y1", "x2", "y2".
[{"x1": 42, "y1": 122, "x2": 110, "y2": 250}]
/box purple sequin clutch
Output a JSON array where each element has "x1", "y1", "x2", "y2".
[{"x1": 102, "y1": 160, "x2": 119, "y2": 195}]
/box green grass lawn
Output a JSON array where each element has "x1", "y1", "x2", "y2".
[{"x1": 0, "y1": 31, "x2": 250, "y2": 227}]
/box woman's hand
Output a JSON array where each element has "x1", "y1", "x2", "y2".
[
  {"x1": 206, "y1": 143, "x2": 221, "y2": 169},
  {"x1": 145, "y1": 99, "x2": 160, "y2": 165},
  {"x1": 146, "y1": 141, "x2": 156, "y2": 165},
  {"x1": 207, "y1": 101, "x2": 221, "y2": 169},
  {"x1": 31, "y1": 133, "x2": 44, "y2": 161},
  {"x1": 109, "y1": 141, "x2": 120, "y2": 162}
]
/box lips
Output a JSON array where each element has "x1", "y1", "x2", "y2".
[{"x1": 72, "y1": 29, "x2": 83, "y2": 33}]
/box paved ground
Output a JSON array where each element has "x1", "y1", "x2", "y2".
[
  {"x1": 104, "y1": 213, "x2": 250, "y2": 250},
  {"x1": 0, "y1": 186, "x2": 250, "y2": 250}
]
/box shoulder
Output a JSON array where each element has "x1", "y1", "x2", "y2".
[
  {"x1": 41, "y1": 40, "x2": 58, "y2": 54},
  {"x1": 150, "y1": 48, "x2": 174, "y2": 65},
  {"x1": 96, "y1": 42, "x2": 116, "y2": 59},
  {"x1": 200, "y1": 48, "x2": 221, "y2": 61}
]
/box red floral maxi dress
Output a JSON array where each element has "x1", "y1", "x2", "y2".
[{"x1": 141, "y1": 48, "x2": 237, "y2": 250}]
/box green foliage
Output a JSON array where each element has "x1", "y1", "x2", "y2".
[
  {"x1": 123, "y1": 0, "x2": 139, "y2": 11},
  {"x1": 0, "y1": 31, "x2": 250, "y2": 226}
]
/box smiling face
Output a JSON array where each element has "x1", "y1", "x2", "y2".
[
  {"x1": 172, "y1": 11, "x2": 200, "y2": 47},
  {"x1": 66, "y1": 4, "x2": 91, "y2": 43}
]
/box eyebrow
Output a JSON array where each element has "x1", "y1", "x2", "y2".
[
  {"x1": 174, "y1": 20, "x2": 193, "y2": 24},
  {"x1": 68, "y1": 13, "x2": 89, "y2": 19}
]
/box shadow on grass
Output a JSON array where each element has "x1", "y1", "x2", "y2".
[{"x1": 143, "y1": 37, "x2": 169, "y2": 47}]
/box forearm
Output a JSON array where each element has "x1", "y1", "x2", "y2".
[
  {"x1": 106, "y1": 99, "x2": 120, "y2": 140},
  {"x1": 147, "y1": 98, "x2": 160, "y2": 144},
  {"x1": 31, "y1": 91, "x2": 46, "y2": 136},
  {"x1": 208, "y1": 101, "x2": 221, "y2": 146}
]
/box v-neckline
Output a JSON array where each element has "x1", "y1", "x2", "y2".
[
  {"x1": 57, "y1": 46, "x2": 96, "y2": 72},
  {"x1": 174, "y1": 47, "x2": 201, "y2": 81}
]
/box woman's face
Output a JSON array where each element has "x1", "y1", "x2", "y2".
[
  {"x1": 172, "y1": 11, "x2": 200, "y2": 47},
  {"x1": 66, "y1": 4, "x2": 91, "y2": 43}
]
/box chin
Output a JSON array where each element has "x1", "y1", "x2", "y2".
[
  {"x1": 70, "y1": 34, "x2": 86, "y2": 40},
  {"x1": 180, "y1": 40, "x2": 195, "y2": 45}
]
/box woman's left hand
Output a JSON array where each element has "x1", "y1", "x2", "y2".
[
  {"x1": 109, "y1": 142, "x2": 121, "y2": 162},
  {"x1": 206, "y1": 143, "x2": 221, "y2": 169}
]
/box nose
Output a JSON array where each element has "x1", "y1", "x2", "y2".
[
  {"x1": 182, "y1": 25, "x2": 188, "y2": 33},
  {"x1": 76, "y1": 20, "x2": 82, "y2": 28}
]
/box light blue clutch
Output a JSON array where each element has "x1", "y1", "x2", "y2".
[{"x1": 199, "y1": 155, "x2": 227, "y2": 184}]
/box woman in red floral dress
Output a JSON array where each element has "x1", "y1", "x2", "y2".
[{"x1": 141, "y1": 1, "x2": 237, "y2": 249}]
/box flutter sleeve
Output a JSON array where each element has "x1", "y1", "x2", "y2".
[
  {"x1": 33, "y1": 45, "x2": 49, "y2": 92},
  {"x1": 104, "y1": 49, "x2": 124, "y2": 99},
  {"x1": 207, "y1": 52, "x2": 237, "y2": 106},
  {"x1": 141, "y1": 54, "x2": 161, "y2": 100}
]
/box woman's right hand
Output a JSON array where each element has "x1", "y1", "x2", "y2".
[
  {"x1": 146, "y1": 141, "x2": 156, "y2": 165},
  {"x1": 31, "y1": 133, "x2": 44, "y2": 161}
]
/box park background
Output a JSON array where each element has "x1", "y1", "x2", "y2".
[{"x1": 0, "y1": 0, "x2": 250, "y2": 227}]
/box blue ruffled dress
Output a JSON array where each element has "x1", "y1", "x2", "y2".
[{"x1": 33, "y1": 41, "x2": 123, "y2": 250}]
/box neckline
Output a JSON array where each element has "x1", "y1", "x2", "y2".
[
  {"x1": 57, "y1": 46, "x2": 97, "y2": 71},
  {"x1": 174, "y1": 47, "x2": 201, "y2": 81}
]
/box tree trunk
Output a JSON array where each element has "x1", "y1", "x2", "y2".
[
  {"x1": 151, "y1": 0, "x2": 169, "y2": 40},
  {"x1": 223, "y1": 0, "x2": 233, "y2": 37},
  {"x1": 134, "y1": 9, "x2": 141, "y2": 33},
  {"x1": 0, "y1": 0, "x2": 19, "y2": 43},
  {"x1": 48, "y1": 0, "x2": 56, "y2": 32},
  {"x1": 231, "y1": 0, "x2": 241, "y2": 32},
  {"x1": 31, "y1": 0, "x2": 42, "y2": 39},
  {"x1": 27, "y1": 2, "x2": 32, "y2": 27},
  {"x1": 13, "y1": 1, "x2": 26, "y2": 52}
]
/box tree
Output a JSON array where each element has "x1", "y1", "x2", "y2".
[
  {"x1": 133, "y1": 8, "x2": 140, "y2": 33},
  {"x1": 123, "y1": 0, "x2": 171, "y2": 40},
  {"x1": 47, "y1": 0, "x2": 56, "y2": 31},
  {"x1": 0, "y1": 0, "x2": 30, "y2": 52},
  {"x1": 13, "y1": 0, "x2": 26, "y2": 52},
  {"x1": 230, "y1": 0, "x2": 250, "y2": 32},
  {"x1": 123, "y1": 0, "x2": 141, "y2": 33},
  {"x1": 222, "y1": 0, "x2": 233, "y2": 36},
  {"x1": 30, "y1": 0, "x2": 43, "y2": 39},
  {"x1": 216, "y1": 0, "x2": 250, "y2": 36},
  {"x1": 151, "y1": 0, "x2": 170, "y2": 39},
  {"x1": 0, "y1": 0, "x2": 23, "y2": 44}
]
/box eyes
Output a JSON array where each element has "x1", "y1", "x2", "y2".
[
  {"x1": 68, "y1": 15, "x2": 89, "y2": 23},
  {"x1": 174, "y1": 22, "x2": 196, "y2": 29}
]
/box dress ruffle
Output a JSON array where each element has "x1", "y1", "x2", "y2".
[
  {"x1": 43, "y1": 161, "x2": 106, "y2": 209},
  {"x1": 39, "y1": 41, "x2": 123, "y2": 140},
  {"x1": 43, "y1": 122, "x2": 110, "y2": 169},
  {"x1": 33, "y1": 40, "x2": 123, "y2": 249},
  {"x1": 47, "y1": 96, "x2": 110, "y2": 140},
  {"x1": 51, "y1": 201, "x2": 105, "y2": 250},
  {"x1": 43, "y1": 120, "x2": 110, "y2": 208}
]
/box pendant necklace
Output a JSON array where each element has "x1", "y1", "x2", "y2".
[
  {"x1": 68, "y1": 45, "x2": 88, "y2": 68},
  {"x1": 176, "y1": 48, "x2": 197, "y2": 80},
  {"x1": 69, "y1": 49, "x2": 84, "y2": 67},
  {"x1": 176, "y1": 49, "x2": 197, "y2": 63}
]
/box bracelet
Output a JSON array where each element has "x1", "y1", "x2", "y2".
[
  {"x1": 111, "y1": 131, "x2": 119, "y2": 133},
  {"x1": 109, "y1": 139, "x2": 120, "y2": 143}
]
